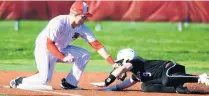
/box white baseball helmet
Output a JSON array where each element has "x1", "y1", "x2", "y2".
[{"x1": 116, "y1": 48, "x2": 137, "y2": 62}]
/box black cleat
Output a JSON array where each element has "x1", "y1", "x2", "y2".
[
  {"x1": 175, "y1": 86, "x2": 191, "y2": 94},
  {"x1": 10, "y1": 77, "x2": 24, "y2": 88},
  {"x1": 60, "y1": 78, "x2": 84, "y2": 90}
]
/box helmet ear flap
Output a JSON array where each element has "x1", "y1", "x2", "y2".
[
  {"x1": 122, "y1": 58, "x2": 130, "y2": 65},
  {"x1": 115, "y1": 58, "x2": 131, "y2": 68}
]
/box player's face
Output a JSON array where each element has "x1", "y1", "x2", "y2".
[{"x1": 74, "y1": 13, "x2": 87, "y2": 25}]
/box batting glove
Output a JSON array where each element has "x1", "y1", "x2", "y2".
[{"x1": 63, "y1": 55, "x2": 75, "y2": 63}]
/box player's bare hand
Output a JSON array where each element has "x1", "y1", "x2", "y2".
[
  {"x1": 63, "y1": 55, "x2": 75, "y2": 63},
  {"x1": 90, "y1": 82, "x2": 106, "y2": 87}
]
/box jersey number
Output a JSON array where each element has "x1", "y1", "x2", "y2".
[{"x1": 143, "y1": 72, "x2": 152, "y2": 77}]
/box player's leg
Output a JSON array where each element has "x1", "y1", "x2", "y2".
[
  {"x1": 141, "y1": 79, "x2": 176, "y2": 93},
  {"x1": 162, "y1": 61, "x2": 199, "y2": 86},
  {"x1": 141, "y1": 78, "x2": 190, "y2": 94},
  {"x1": 23, "y1": 45, "x2": 57, "y2": 84},
  {"x1": 10, "y1": 44, "x2": 57, "y2": 88},
  {"x1": 59, "y1": 45, "x2": 90, "y2": 89}
]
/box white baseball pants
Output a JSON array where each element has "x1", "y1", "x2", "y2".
[{"x1": 21, "y1": 44, "x2": 90, "y2": 86}]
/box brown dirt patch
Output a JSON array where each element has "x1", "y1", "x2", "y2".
[{"x1": 0, "y1": 71, "x2": 209, "y2": 96}]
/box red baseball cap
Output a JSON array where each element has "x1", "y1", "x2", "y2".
[{"x1": 71, "y1": 1, "x2": 92, "y2": 17}]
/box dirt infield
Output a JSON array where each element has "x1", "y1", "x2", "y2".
[{"x1": 0, "y1": 71, "x2": 209, "y2": 96}]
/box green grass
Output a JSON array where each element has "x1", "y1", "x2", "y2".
[
  {"x1": 0, "y1": 60, "x2": 112, "y2": 72},
  {"x1": 0, "y1": 60, "x2": 208, "y2": 73},
  {"x1": 0, "y1": 21, "x2": 208, "y2": 73}
]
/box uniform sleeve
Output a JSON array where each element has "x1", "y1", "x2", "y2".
[
  {"x1": 79, "y1": 24, "x2": 96, "y2": 43},
  {"x1": 47, "y1": 21, "x2": 63, "y2": 42},
  {"x1": 130, "y1": 58, "x2": 142, "y2": 72},
  {"x1": 130, "y1": 58, "x2": 143, "y2": 82}
]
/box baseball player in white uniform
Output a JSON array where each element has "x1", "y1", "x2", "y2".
[{"x1": 10, "y1": 1, "x2": 115, "y2": 90}]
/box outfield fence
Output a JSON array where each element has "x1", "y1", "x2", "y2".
[{"x1": 0, "y1": 1, "x2": 209, "y2": 23}]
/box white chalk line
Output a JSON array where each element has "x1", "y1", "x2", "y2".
[
  {"x1": 28, "y1": 89, "x2": 82, "y2": 96},
  {"x1": 1, "y1": 85, "x2": 82, "y2": 96}
]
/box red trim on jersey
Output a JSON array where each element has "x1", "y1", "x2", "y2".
[
  {"x1": 47, "y1": 38, "x2": 65, "y2": 60},
  {"x1": 106, "y1": 56, "x2": 115, "y2": 65},
  {"x1": 89, "y1": 40, "x2": 104, "y2": 51}
]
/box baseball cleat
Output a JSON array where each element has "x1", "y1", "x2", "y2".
[
  {"x1": 10, "y1": 77, "x2": 24, "y2": 88},
  {"x1": 60, "y1": 78, "x2": 84, "y2": 90},
  {"x1": 198, "y1": 73, "x2": 209, "y2": 86}
]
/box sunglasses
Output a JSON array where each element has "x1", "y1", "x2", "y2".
[{"x1": 82, "y1": 15, "x2": 87, "y2": 20}]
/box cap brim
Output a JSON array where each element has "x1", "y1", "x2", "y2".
[{"x1": 83, "y1": 13, "x2": 92, "y2": 17}]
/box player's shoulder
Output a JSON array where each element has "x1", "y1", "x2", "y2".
[
  {"x1": 53, "y1": 15, "x2": 68, "y2": 19},
  {"x1": 50, "y1": 15, "x2": 68, "y2": 22},
  {"x1": 145, "y1": 60, "x2": 168, "y2": 65},
  {"x1": 78, "y1": 23, "x2": 92, "y2": 32},
  {"x1": 129, "y1": 57, "x2": 145, "y2": 67},
  {"x1": 80, "y1": 23, "x2": 88, "y2": 28},
  {"x1": 48, "y1": 15, "x2": 69, "y2": 26},
  {"x1": 131, "y1": 56, "x2": 146, "y2": 63}
]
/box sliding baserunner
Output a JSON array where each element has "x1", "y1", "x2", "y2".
[{"x1": 91, "y1": 48, "x2": 209, "y2": 94}]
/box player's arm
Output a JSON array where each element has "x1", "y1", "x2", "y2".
[
  {"x1": 46, "y1": 22, "x2": 65, "y2": 60},
  {"x1": 80, "y1": 24, "x2": 115, "y2": 65},
  {"x1": 46, "y1": 22, "x2": 73, "y2": 62},
  {"x1": 46, "y1": 38, "x2": 65, "y2": 60},
  {"x1": 90, "y1": 62, "x2": 133, "y2": 87},
  {"x1": 89, "y1": 41, "x2": 115, "y2": 65},
  {"x1": 101, "y1": 77, "x2": 138, "y2": 91}
]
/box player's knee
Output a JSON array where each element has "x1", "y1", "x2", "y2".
[
  {"x1": 162, "y1": 79, "x2": 169, "y2": 86},
  {"x1": 141, "y1": 83, "x2": 161, "y2": 92},
  {"x1": 81, "y1": 51, "x2": 90, "y2": 61},
  {"x1": 38, "y1": 74, "x2": 49, "y2": 84},
  {"x1": 40, "y1": 78, "x2": 49, "y2": 84},
  {"x1": 75, "y1": 50, "x2": 90, "y2": 65},
  {"x1": 141, "y1": 83, "x2": 150, "y2": 92},
  {"x1": 39, "y1": 79, "x2": 48, "y2": 85}
]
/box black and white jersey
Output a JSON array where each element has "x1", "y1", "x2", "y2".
[{"x1": 130, "y1": 57, "x2": 170, "y2": 82}]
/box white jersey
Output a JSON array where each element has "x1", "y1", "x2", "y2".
[
  {"x1": 36, "y1": 15, "x2": 96, "y2": 49},
  {"x1": 12, "y1": 2, "x2": 103, "y2": 88},
  {"x1": 23, "y1": 15, "x2": 95, "y2": 86}
]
